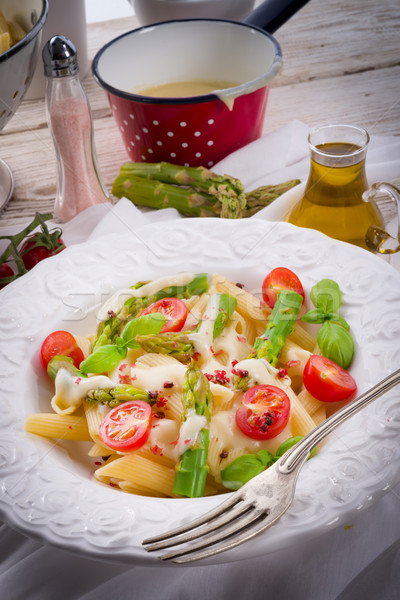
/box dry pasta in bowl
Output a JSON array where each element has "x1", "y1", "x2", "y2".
[{"x1": 25, "y1": 269, "x2": 357, "y2": 499}]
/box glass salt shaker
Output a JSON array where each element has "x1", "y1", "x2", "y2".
[{"x1": 43, "y1": 35, "x2": 109, "y2": 222}]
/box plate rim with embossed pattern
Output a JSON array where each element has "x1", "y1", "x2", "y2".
[{"x1": 0, "y1": 217, "x2": 399, "y2": 566}]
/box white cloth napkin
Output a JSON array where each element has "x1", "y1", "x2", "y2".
[{"x1": 1, "y1": 121, "x2": 400, "y2": 600}]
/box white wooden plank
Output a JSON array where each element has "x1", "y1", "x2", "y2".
[{"x1": 0, "y1": 0, "x2": 398, "y2": 228}]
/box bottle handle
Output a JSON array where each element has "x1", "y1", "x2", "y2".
[{"x1": 364, "y1": 182, "x2": 400, "y2": 254}]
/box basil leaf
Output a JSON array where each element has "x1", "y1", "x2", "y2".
[
  {"x1": 329, "y1": 313, "x2": 350, "y2": 330},
  {"x1": 80, "y1": 345, "x2": 127, "y2": 374},
  {"x1": 274, "y1": 436, "x2": 303, "y2": 458},
  {"x1": 220, "y1": 450, "x2": 273, "y2": 490},
  {"x1": 301, "y1": 308, "x2": 328, "y2": 324},
  {"x1": 272, "y1": 437, "x2": 318, "y2": 464},
  {"x1": 317, "y1": 321, "x2": 354, "y2": 369},
  {"x1": 310, "y1": 279, "x2": 342, "y2": 313},
  {"x1": 213, "y1": 294, "x2": 237, "y2": 340},
  {"x1": 122, "y1": 313, "x2": 166, "y2": 348},
  {"x1": 257, "y1": 449, "x2": 275, "y2": 467},
  {"x1": 115, "y1": 336, "x2": 125, "y2": 349}
]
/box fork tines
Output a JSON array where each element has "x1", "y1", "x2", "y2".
[{"x1": 142, "y1": 493, "x2": 270, "y2": 563}]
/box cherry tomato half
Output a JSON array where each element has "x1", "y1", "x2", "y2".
[
  {"x1": 99, "y1": 400, "x2": 152, "y2": 452},
  {"x1": 303, "y1": 355, "x2": 357, "y2": 403},
  {"x1": 140, "y1": 298, "x2": 188, "y2": 333},
  {"x1": 40, "y1": 330, "x2": 84, "y2": 372},
  {"x1": 20, "y1": 234, "x2": 65, "y2": 271},
  {"x1": 235, "y1": 385, "x2": 290, "y2": 440},
  {"x1": 262, "y1": 267, "x2": 305, "y2": 309}
]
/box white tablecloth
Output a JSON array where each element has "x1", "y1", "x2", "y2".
[{"x1": 1, "y1": 122, "x2": 400, "y2": 599}]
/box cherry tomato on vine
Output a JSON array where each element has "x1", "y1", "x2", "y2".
[
  {"x1": 303, "y1": 355, "x2": 357, "y2": 403},
  {"x1": 99, "y1": 400, "x2": 152, "y2": 452},
  {"x1": 0, "y1": 263, "x2": 14, "y2": 289},
  {"x1": 40, "y1": 331, "x2": 84, "y2": 372},
  {"x1": 140, "y1": 298, "x2": 188, "y2": 333},
  {"x1": 235, "y1": 385, "x2": 291, "y2": 440},
  {"x1": 262, "y1": 267, "x2": 305, "y2": 309},
  {"x1": 20, "y1": 233, "x2": 65, "y2": 271}
]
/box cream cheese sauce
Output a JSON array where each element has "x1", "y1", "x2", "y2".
[
  {"x1": 177, "y1": 409, "x2": 208, "y2": 457},
  {"x1": 190, "y1": 293, "x2": 251, "y2": 376},
  {"x1": 96, "y1": 272, "x2": 196, "y2": 322},
  {"x1": 233, "y1": 357, "x2": 291, "y2": 388},
  {"x1": 144, "y1": 417, "x2": 180, "y2": 462},
  {"x1": 51, "y1": 369, "x2": 115, "y2": 414},
  {"x1": 210, "y1": 408, "x2": 291, "y2": 455},
  {"x1": 131, "y1": 361, "x2": 186, "y2": 392},
  {"x1": 284, "y1": 347, "x2": 312, "y2": 377}
]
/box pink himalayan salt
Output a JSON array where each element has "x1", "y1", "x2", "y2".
[{"x1": 50, "y1": 96, "x2": 109, "y2": 222}]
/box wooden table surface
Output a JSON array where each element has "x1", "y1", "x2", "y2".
[{"x1": 0, "y1": 0, "x2": 399, "y2": 228}]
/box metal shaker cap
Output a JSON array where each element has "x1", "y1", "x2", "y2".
[{"x1": 43, "y1": 35, "x2": 79, "y2": 77}]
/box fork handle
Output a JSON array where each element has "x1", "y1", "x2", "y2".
[{"x1": 278, "y1": 368, "x2": 400, "y2": 474}]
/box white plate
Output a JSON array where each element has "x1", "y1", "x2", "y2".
[{"x1": 1, "y1": 218, "x2": 400, "y2": 566}]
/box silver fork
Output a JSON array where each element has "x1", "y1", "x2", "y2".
[{"x1": 142, "y1": 369, "x2": 400, "y2": 563}]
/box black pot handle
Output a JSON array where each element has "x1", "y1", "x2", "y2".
[{"x1": 243, "y1": 0, "x2": 311, "y2": 33}]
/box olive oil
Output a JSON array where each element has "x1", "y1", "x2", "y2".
[{"x1": 287, "y1": 141, "x2": 384, "y2": 249}]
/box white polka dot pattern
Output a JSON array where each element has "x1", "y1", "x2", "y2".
[{"x1": 107, "y1": 85, "x2": 270, "y2": 166}]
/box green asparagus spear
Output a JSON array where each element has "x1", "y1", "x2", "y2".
[
  {"x1": 252, "y1": 290, "x2": 303, "y2": 364},
  {"x1": 211, "y1": 293, "x2": 237, "y2": 340},
  {"x1": 117, "y1": 162, "x2": 245, "y2": 196},
  {"x1": 85, "y1": 385, "x2": 156, "y2": 408},
  {"x1": 111, "y1": 162, "x2": 300, "y2": 219},
  {"x1": 134, "y1": 293, "x2": 236, "y2": 362},
  {"x1": 47, "y1": 355, "x2": 156, "y2": 408},
  {"x1": 47, "y1": 355, "x2": 82, "y2": 382},
  {"x1": 112, "y1": 173, "x2": 220, "y2": 217},
  {"x1": 92, "y1": 273, "x2": 209, "y2": 351},
  {"x1": 135, "y1": 332, "x2": 195, "y2": 363},
  {"x1": 235, "y1": 289, "x2": 303, "y2": 390},
  {"x1": 115, "y1": 162, "x2": 247, "y2": 219},
  {"x1": 243, "y1": 180, "x2": 301, "y2": 216},
  {"x1": 173, "y1": 361, "x2": 213, "y2": 498}
]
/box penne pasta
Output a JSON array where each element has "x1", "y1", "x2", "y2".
[
  {"x1": 83, "y1": 401, "x2": 106, "y2": 444},
  {"x1": 24, "y1": 413, "x2": 91, "y2": 441},
  {"x1": 74, "y1": 335, "x2": 92, "y2": 358},
  {"x1": 297, "y1": 387, "x2": 324, "y2": 416},
  {"x1": 26, "y1": 271, "x2": 354, "y2": 500},
  {"x1": 213, "y1": 273, "x2": 268, "y2": 323},
  {"x1": 94, "y1": 454, "x2": 176, "y2": 497}
]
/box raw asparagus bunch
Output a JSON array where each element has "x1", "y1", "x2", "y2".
[
  {"x1": 117, "y1": 162, "x2": 244, "y2": 195},
  {"x1": 92, "y1": 273, "x2": 209, "y2": 351},
  {"x1": 111, "y1": 162, "x2": 300, "y2": 219},
  {"x1": 235, "y1": 289, "x2": 303, "y2": 390},
  {"x1": 112, "y1": 162, "x2": 247, "y2": 219},
  {"x1": 173, "y1": 361, "x2": 214, "y2": 498},
  {"x1": 85, "y1": 385, "x2": 156, "y2": 408}
]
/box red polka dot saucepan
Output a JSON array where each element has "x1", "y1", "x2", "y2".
[{"x1": 92, "y1": 0, "x2": 310, "y2": 167}]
